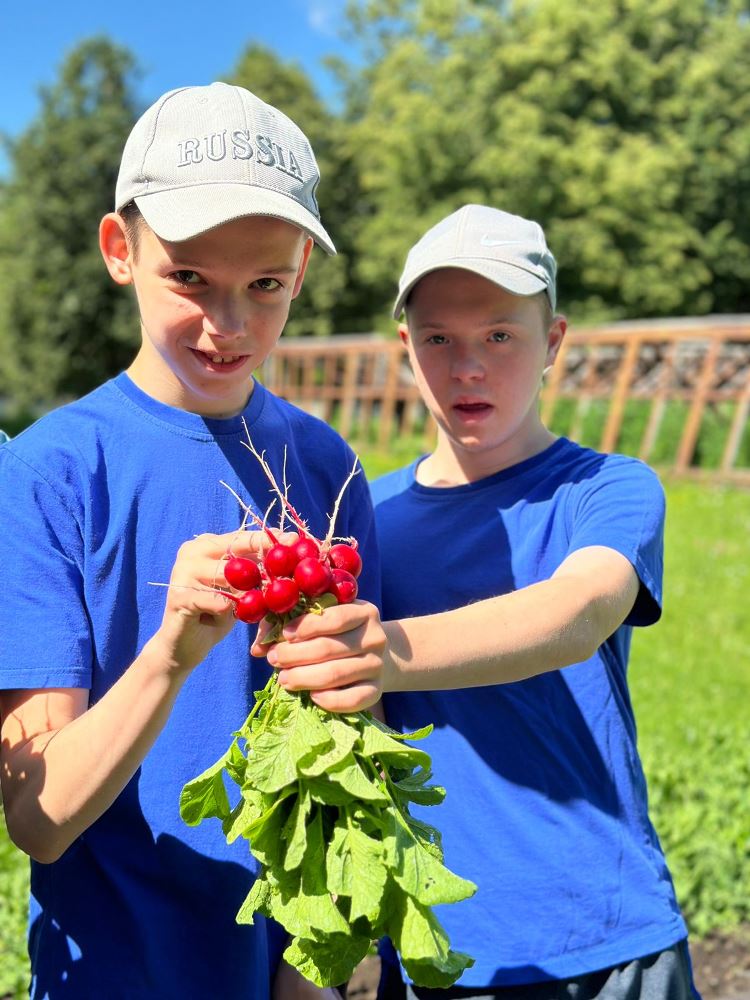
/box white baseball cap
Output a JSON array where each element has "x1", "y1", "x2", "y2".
[
  {"x1": 115, "y1": 82, "x2": 335, "y2": 254},
  {"x1": 394, "y1": 204, "x2": 556, "y2": 317}
]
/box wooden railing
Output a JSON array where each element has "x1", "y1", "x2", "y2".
[{"x1": 258, "y1": 317, "x2": 750, "y2": 484}]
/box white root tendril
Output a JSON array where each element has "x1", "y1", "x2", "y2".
[
  {"x1": 148, "y1": 581, "x2": 232, "y2": 602},
  {"x1": 239, "y1": 418, "x2": 360, "y2": 544},
  {"x1": 323, "y1": 457, "x2": 362, "y2": 549},
  {"x1": 240, "y1": 421, "x2": 306, "y2": 533},
  {"x1": 219, "y1": 480, "x2": 264, "y2": 529}
]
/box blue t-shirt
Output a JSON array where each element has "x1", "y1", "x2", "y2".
[
  {"x1": 0, "y1": 373, "x2": 380, "y2": 1000},
  {"x1": 371, "y1": 437, "x2": 687, "y2": 986}
]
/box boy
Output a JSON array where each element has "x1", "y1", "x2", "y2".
[
  {"x1": 0, "y1": 83, "x2": 381, "y2": 1000},
  {"x1": 266, "y1": 205, "x2": 700, "y2": 997}
]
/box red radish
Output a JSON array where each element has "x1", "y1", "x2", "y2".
[
  {"x1": 224, "y1": 556, "x2": 261, "y2": 591},
  {"x1": 293, "y1": 537, "x2": 320, "y2": 562},
  {"x1": 294, "y1": 557, "x2": 333, "y2": 598},
  {"x1": 328, "y1": 543, "x2": 362, "y2": 579},
  {"x1": 234, "y1": 589, "x2": 268, "y2": 623},
  {"x1": 264, "y1": 577, "x2": 300, "y2": 614},
  {"x1": 264, "y1": 544, "x2": 298, "y2": 578},
  {"x1": 328, "y1": 568, "x2": 358, "y2": 604}
]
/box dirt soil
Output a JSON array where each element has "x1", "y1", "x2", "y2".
[
  {"x1": 691, "y1": 927, "x2": 750, "y2": 999},
  {"x1": 347, "y1": 927, "x2": 750, "y2": 999}
]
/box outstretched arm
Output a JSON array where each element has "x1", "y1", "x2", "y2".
[
  {"x1": 260, "y1": 545, "x2": 639, "y2": 700},
  {"x1": 0, "y1": 531, "x2": 267, "y2": 864},
  {"x1": 382, "y1": 545, "x2": 639, "y2": 690}
]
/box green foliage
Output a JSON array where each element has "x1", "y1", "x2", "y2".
[
  {"x1": 180, "y1": 673, "x2": 475, "y2": 988},
  {"x1": 0, "y1": 37, "x2": 140, "y2": 413},
  {"x1": 0, "y1": 810, "x2": 28, "y2": 1000},
  {"x1": 545, "y1": 398, "x2": 750, "y2": 470},
  {"x1": 341, "y1": 0, "x2": 750, "y2": 327},
  {"x1": 629, "y1": 479, "x2": 750, "y2": 936},
  {"x1": 4, "y1": 6, "x2": 750, "y2": 414}
]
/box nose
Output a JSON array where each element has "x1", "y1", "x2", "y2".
[
  {"x1": 201, "y1": 295, "x2": 247, "y2": 340},
  {"x1": 450, "y1": 347, "x2": 485, "y2": 382}
]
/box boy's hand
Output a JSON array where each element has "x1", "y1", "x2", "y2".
[
  {"x1": 152, "y1": 530, "x2": 275, "y2": 676},
  {"x1": 254, "y1": 600, "x2": 385, "y2": 713}
]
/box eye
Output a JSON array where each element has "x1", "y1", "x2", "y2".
[
  {"x1": 170, "y1": 270, "x2": 202, "y2": 286},
  {"x1": 253, "y1": 277, "x2": 282, "y2": 292},
  {"x1": 489, "y1": 331, "x2": 510, "y2": 342},
  {"x1": 425, "y1": 334, "x2": 448, "y2": 345}
]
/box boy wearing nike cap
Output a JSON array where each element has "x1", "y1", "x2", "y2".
[
  {"x1": 0, "y1": 83, "x2": 383, "y2": 1000},
  {"x1": 267, "y1": 205, "x2": 700, "y2": 997}
]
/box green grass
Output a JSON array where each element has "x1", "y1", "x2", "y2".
[
  {"x1": 545, "y1": 398, "x2": 750, "y2": 469},
  {"x1": 628, "y1": 478, "x2": 750, "y2": 936},
  {"x1": 0, "y1": 810, "x2": 29, "y2": 1000},
  {"x1": 1, "y1": 472, "x2": 747, "y2": 990}
]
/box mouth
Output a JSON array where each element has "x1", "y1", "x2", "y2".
[
  {"x1": 192, "y1": 349, "x2": 249, "y2": 372},
  {"x1": 453, "y1": 400, "x2": 493, "y2": 416}
]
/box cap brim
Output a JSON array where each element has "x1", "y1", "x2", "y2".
[
  {"x1": 134, "y1": 185, "x2": 336, "y2": 255},
  {"x1": 393, "y1": 260, "x2": 549, "y2": 318}
]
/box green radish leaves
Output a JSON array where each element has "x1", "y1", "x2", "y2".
[{"x1": 180, "y1": 675, "x2": 476, "y2": 988}]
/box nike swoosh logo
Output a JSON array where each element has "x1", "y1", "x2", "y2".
[{"x1": 479, "y1": 237, "x2": 527, "y2": 247}]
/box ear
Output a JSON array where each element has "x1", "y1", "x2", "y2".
[
  {"x1": 544, "y1": 314, "x2": 567, "y2": 369},
  {"x1": 397, "y1": 322, "x2": 410, "y2": 347},
  {"x1": 290, "y1": 237, "x2": 314, "y2": 299},
  {"x1": 99, "y1": 213, "x2": 134, "y2": 286}
]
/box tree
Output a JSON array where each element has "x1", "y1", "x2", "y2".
[
  {"x1": 228, "y1": 45, "x2": 370, "y2": 335},
  {"x1": 339, "y1": 0, "x2": 750, "y2": 325},
  {"x1": 0, "y1": 37, "x2": 139, "y2": 413}
]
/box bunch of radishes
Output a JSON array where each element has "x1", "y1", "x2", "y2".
[
  {"x1": 208, "y1": 426, "x2": 365, "y2": 629},
  {"x1": 223, "y1": 536, "x2": 362, "y2": 625}
]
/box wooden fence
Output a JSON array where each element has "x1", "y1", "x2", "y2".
[{"x1": 258, "y1": 317, "x2": 750, "y2": 484}]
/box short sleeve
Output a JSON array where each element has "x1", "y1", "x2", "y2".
[
  {"x1": 0, "y1": 446, "x2": 93, "y2": 689},
  {"x1": 567, "y1": 455, "x2": 665, "y2": 626}
]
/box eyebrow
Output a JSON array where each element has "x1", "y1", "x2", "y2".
[
  {"x1": 417, "y1": 316, "x2": 521, "y2": 330},
  {"x1": 167, "y1": 258, "x2": 300, "y2": 276}
]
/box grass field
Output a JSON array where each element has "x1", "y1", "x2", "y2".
[
  {"x1": 1, "y1": 473, "x2": 748, "y2": 997},
  {"x1": 627, "y1": 477, "x2": 750, "y2": 938}
]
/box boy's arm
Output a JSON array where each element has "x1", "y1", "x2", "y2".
[
  {"x1": 0, "y1": 531, "x2": 265, "y2": 864},
  {"x1": 262, "y1": 545, "x2": 639, "y2": 697},
  {"x1": 381, "y1": 545, "x2": 639, "y2": 690}
]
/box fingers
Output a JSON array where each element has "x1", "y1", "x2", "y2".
[
  {"x1": 249, "y1": 601, "x2": 374, "y2": 660},
  {"x1": 173, "y1": 530, "x2": 293, "y2": 593},
  {"x1": 170, "y1": 535, "x2": 238, "y2": 602},
  {"x1": 261, "y1": 602, "x2": 384, "y2": 670},
  {"x1": 287, "y1": 674, "x2": 382, "y2": 714},
  {"x1": 162, "y1": 583, "x2": 234, "y2": 621},
  {"x1": 274, "y1": 600, "x2": 378, "y2": 646},
  {"x1": 275, "y1": 647, "x2": 384, "y2": 693},
  {"x1": 253, "y1": 616, "x2": 274, "y2": 647},
  {"x1": 179, "y1": 529, "x2": 297, "y2": 565},
  {"x1": 256, "y1": 601, "x2": 386, "y2": 713},
  {"x1": 225, "y1": 528, "x2": 298, "y2": 560}
]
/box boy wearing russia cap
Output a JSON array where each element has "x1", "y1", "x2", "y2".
[
  {"x1": 0, "y1": 83, "x2": 384, "y2": 1000},
  {"x1": 266, "y1": 205, "x2": 700, "y2": 997}
]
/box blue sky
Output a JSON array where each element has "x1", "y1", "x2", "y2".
[{"x1": 0, "y1": 1, "x2": 353, "y2": 174}]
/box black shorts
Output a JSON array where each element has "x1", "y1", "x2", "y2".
[{"x1": 379, "y1": 940, "x2": 699, "y2": 1000}]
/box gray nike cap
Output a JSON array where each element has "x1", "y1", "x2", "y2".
[
  {"x1": 394, "y1": 203, "x2": 556, "y2": 318},
  {"x1": 115, "y1": 82, "x2": 335, "y2": 254}
]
